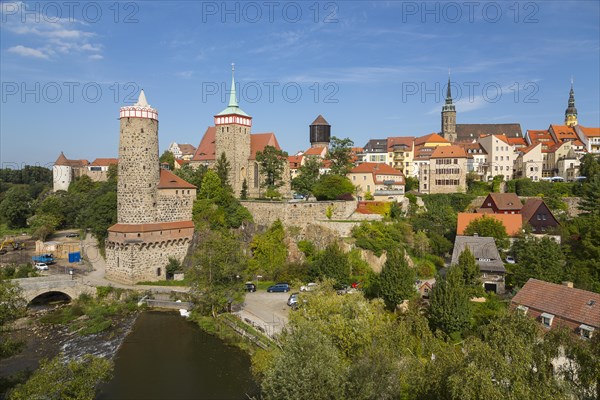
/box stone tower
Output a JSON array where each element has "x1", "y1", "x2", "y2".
[
  {"x1": 309, "y1": 115, "x2": 331, "y2": 148},
  {"x1": 105, "y1": 91, "x2": 196, "y2": 284},
  {"x1": 441, "y1": 75, "x2": 457, "y2": 143},
  {"x1": 564, "y1": 80, "x2": 578, "y2": 127},
  {"x1": 214, "y1": 64, "x2": 252, "y2": 195},
  {"x1": 117, "y1": 90, "x2": 159, "y2": 223}
]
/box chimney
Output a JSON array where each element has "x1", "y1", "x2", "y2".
[{"x1": 562, "y1": 281, "x2": 574, "y2": 288}]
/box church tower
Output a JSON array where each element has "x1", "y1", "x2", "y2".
[
  {"x1": 214, "y1": 64, "x2": 252, "y2": 195},
  {"x1": 441, "y1": 75, "x2": 457, "y2": 143},
  {"x1": 116, "y1": 90, "x2": 159, "y2": 224},
  {"x1": 564, "y1": 80, "x2": 578, "y2": 127},
  {"x1": 309, "y1": 115, "x2": 331, "y2": 148}
]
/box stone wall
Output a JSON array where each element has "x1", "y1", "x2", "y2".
[
  {"x1": 243, "y1": 200, "x2": 357, "y2": 228},
  {"x1": 156, "y1": 188, "x2": 194, "y2": 222}
]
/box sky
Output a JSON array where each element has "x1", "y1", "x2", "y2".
[{"x1": 1, "y1": 0, "x2": 599, "y2": 168}]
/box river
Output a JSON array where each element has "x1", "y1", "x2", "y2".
[{"x1": 97, "y1": 311, "x2": 260, "y2": 400}]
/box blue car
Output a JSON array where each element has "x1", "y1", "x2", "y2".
[{"x1": 267, "y1": 283, "x2": 290, "y2": 293}]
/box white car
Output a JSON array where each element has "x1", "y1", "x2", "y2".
[
  {"x1": 300, "y1": 283, "x2": 317, "y2": 292},
  {"x1": 34, "y1": 262, "x2": 49, "y2": 271}
]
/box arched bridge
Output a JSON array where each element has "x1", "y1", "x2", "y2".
[{"x1": 13, "y1": 275, "x2": 96, "y2": 304}]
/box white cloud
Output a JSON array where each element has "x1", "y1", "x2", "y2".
[
  {"x1": 175, "y1": 71, "x2": 194, "y2": 79},
  {"x1": 7, "y1": 45, "x2": 49, "y2": 59},
  {"x1": 89, "y1": 54, "x2": 103, "y2": 60}
]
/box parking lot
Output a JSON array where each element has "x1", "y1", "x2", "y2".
[{"x1": 237, "y1": 291, "x2": 291, "y2": 337}]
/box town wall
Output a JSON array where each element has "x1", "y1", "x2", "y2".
[{"x1": 242, "y1": 200, "x2": 357, "y2": 228}]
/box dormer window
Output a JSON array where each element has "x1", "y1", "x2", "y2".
[
  {"x1": 579, "y1": 324, "x2": 594, "y2": 339},
  {"x1": 540, "y1": 312, "x2": 554, "y2": 328},
  {"x1": 516, "y1": 305, "x2": 529, "y2": 315}
]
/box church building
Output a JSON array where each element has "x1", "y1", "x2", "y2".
[{"x1": 190, "y1": 65, "x2": 291, "y2": 198}]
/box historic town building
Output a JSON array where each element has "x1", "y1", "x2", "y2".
[
  {"x1": 105, "y1": 91, "x2": 196, "y2": 284},
  {"x1": 190, "y1": 65, "x2": 291, "y2": 198}
]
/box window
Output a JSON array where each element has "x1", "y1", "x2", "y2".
[
  {"x1": 579, "y1": 324, "x2": 594, "y2": 339},
  {"x1": 157, "y1": 268, "x2": 162, "y2": 276},
  {"x1": 540, "y1": 313, "x2": 554, "y2": 327},
  {"x1": 516, "y1": 305, "x2": 529, "y2": 315}
]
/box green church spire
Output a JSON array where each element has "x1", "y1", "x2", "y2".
[{"x1": 228, "y1": 63, "x2": 238, "y2": 107}]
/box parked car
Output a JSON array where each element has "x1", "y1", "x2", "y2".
[
  {"x1": 300, "y1": 282, "x2": 317, "y2": 292},
  {"x1": 66, "y1": 233, "x2": 79, "y2": 238},
  {"x1": 267, "y1": 283, "x2": 290, "y2": 293},
  {"x1": 245, "y1": 282, "x2": 256, "y2": 292},
  {"x1": 287, "y1": 293, "x2": 299, "y2": 307},
  {"x1": 505, "y1": 256, "x2": 516, "y2": 264},
  {"x1": 293, "y1": 193, "x2": 305, "y2": 200},
  {"x1": 34, "y1": 262, "x2": 49, "y2": 271}
]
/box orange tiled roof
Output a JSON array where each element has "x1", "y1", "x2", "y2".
[
  {"x1": 482, "y1": 193, "x2": 522, "y2": 211},
  {"x1": 457, "y1": 213, "x2": 523, "y2": 236},
  {"x1": 54, "y1": 152, "x2": 89, "y2": 167},
  {"x1": 350, "y1": 162, "x2": 402, "y2": 175},
  {"x1": 192, "y1": 127, "x2": 216, "y2": 161},
  {"x1": 387, "y1": 136, "x2": 414, "y2": 151},
  {"x1": 415, "y1": 133, "x2": 448, "y2": 146},
  {"x1": 288, "y1": 155, "x2": 303, "y2": 169},
  {"x1": 178, "y1": 144, "x2": 197, "y2": 155},
  {"x1": 512, "y1": 278, "x2": 600, "y2": 329},
  {"x1": 304, "y1": 146, "x2": 327, "y2": 156},
  {"x1": 430, "y1": 145, "x2": 467, "y2": 158},
  {"x1": 250, "y1": 133, "x2": 281, "y2": 160},
  {"x1": 578, "y1": 126, "x2": 600, "y2": 138},
  {"x1": 508, "y1": 137, "x2": 527, "y2": 147},
  {"x1": 90, "y1": 158, "x2": 118, "y2": 166},
  {"x1": 108, "y1": 220, "x2": 194, "y2": 233},
  {"x1": 519, "y1": 143, "x2": 541, "y2": 155},
  {"x1": 157, "y1": 169, "x2": 196, "y2": 189},
  {"x1": 550, "y1": 124, "x2": 578, "y2": 141}
]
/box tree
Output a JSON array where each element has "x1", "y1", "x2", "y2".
[
  {"x1": 464, "y1": 215, "x2": 509, "y2": 249},
  {"x1": 579, "y1": 175, "x2": 600, "y2": 215},
  {"x1": 413, "y1": 230, "x2": 431, "y2": 257},
  {"x1": 579, "y1": 153, "x2": 600, "y2": 180},
  {"x1": 511, "y1": 236, "x2": 566, "y2": 286},
  {"x1": 240, "y1": 178, "x2": 248, "y2": 199},
  {"x1": 312, "y1": 174, "x2": 355, "y2": 201},
  {"x1": 428, "y1": 267, "x2": 472, "y2": 335},
  {"x1": 326, "y1": 136, "x2": 354, "y2": 176},
  {"x1": 291, "y1": 156, "x2": 322, "y2": 197},
  {"x1": 174, "y1": 164, "x2": 207, "y2": 196},
  {"x1": 191, "y1": 230, "x2": 248, "y2": 317},
  {"x1": 261, "y1": 324, "x2": 348, "y2": 400},
  {"x1": 198, "y1": 170, "x2": 224, "y2": 201},
  {"x1": 405, "y1": 176, "x2": 419, "y2": 192},
  {"x1": 29, "y1": 213, "x2": 61, "y2": 241},
  {"x1": 256, "y1": 145, "x2": 288, "y2": 195},
  {"x1": 456, "y1": 247, "x2": 480, "y2": 288},
  {"x1": 310, "y1": 243, "x2": 351, "y2": 285},
  {"x1": 69, "y1": 175, "x2": 96, "y2": 194},
  {"x1": 379, "y1": 249, "x2": 416, "y2": 310},
  {"x1": 8, "y1": 354, "x2": 113, "y2": 400},
  {"x1": 215, "y1": 152, "x2": 231, "y2": 188},
  {"x1": 0, "y1": 279, "x2": 26, "y2": 358},
  {"x1": 159, "y1": 150, "x2": 175, "y2": 170},
  {"x1": 248, "y1": 220, "x2": 287, "y2": 279},
  {"x1": 0, "y1": 186, "x2": 33, "y2": 228},
  {"x1": 165, "y1": 257, "x2": 182, "y2": 279}
]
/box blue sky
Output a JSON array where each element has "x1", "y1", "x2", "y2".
[{"x1": 1, "y1": 1, "x2": 599, "y2": 167}]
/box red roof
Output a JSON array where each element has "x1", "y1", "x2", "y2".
[
  {"x1": 350, "y1": 162, "x2": 405, "y2": 184},
  {"x1": 578, "y1": 126, "x2": 600, "y2": 138},
  {"x1": 90, "y1": 158, "x2": 118, "y2": 166},
  {"x1": 54, "y1": 152, "x2": 89, "y2": 167},
  {"x1": 387, "y1": 136, "x2": 414, "y2": 151},
  {"x1": 457, "y1": 213, "x2": 523, "y2": 237},
  {"x1": 550, "y1": 124, "x2": 578, "y2": 142},
  {"x1": 508, "y1": 137, "x2": 527, "y2": 147},
  {"x1": 157, "y1": 169, "x2": 196, "y2": 189},
  {"x1": 430, "y1": 145, "x2": 467, "y2": 159},
  {"x1": 108, "y1": 220, "x2": 194, "y2": 233},
  {"x1": 250, "y1": 133, "x2": 282, "y2": 160},
  {"x1": 304, "y1": 146, "x2": 327, "y2": 156},
  {"x1": 519, "y1": 143, "x2": 541, "y2": 155},
  {"x1": 288, "y1": 155, "x2": 303, "y2": 169},
  {"x1": 310, "y1": 115, "x2": 330, "y2": 126},
  {"x1": 512, "y1": 279, "x2": 600, "y2": 329},
  {"x1": 192, "y1": 126, "x2": 216, "y2": 161},
  {"x1": 415, "y1": 133, "x2": 448, "y2": 146},
  {"x1": 177, "y1": 144, "x2": 197, "y2": 155},
  {"x1": 482, "y1": 193, "x2": 522, "y2": 212}
]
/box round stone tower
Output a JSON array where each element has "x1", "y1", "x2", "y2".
[
  {"x1": 117, "y1": 90, "x2": 159, "y2": 224},
  {"x1": 309, "y1": 115, "x2": 331, "y2": 148}
]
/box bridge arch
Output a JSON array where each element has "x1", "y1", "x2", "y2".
[{"x1": 29, "y1": 290, "x2": 73, "y2": 306}]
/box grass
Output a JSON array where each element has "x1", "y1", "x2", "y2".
[{"x1": 0, "y1": 224, "x2": 29, "y2": 239}]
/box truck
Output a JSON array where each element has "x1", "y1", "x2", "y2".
[{"x1": 32, "y1": 254, "x2": 55, "y2": 264}]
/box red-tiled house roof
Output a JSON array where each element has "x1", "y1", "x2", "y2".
[
  {"x1": 310, "y1": 115, "x2": 330, "y2": 125},
  {"x1": 387, "y1": 136, "x2": 414, "y2": 151},
  {"x1": 178, "y1": 144, "x2": 197, "y2": 156},
  {"x1": 304, "y1": 146, "x2": 327, "y2": 157},
  {"x1": 520, "y1": 198, "x2": 559, "y2": 233},
  {"x1": 249, "y1": 133, "x2": 281, "y2": 160},
  {"x1": 349, "y1": 162, "x2": 405, "y2": 184},
  {"x1": 54, "y1": 152, "x2": 89, "y2": 167},
  {"x1": 157, "y1": 169, "x2": 196, "y2": 189},
  {"x1": 511, "y1": 278, "x2": 600, "y2": 331},
  {"x1": 90, "y1": 158, "x2": 118, "y2": 166},
  {"x1": 480, "y1": 193, "x2": 523, "y2": 213},
  {"x1": 577, "y1": 126, "x2": 600, "y2": 138},
  {"x1": 508, "y1": 137, "x2": 527, "y2": 147},
  {"x1": 288, "y1": 155, "x2": 303, "y2": 169},
  {"x1": 415, "y1": 133, "x2": 448, "y2": 146},
  {"x1": 455, "y1": 123, "x2": 523, "y2": 142},
  {"x1": 457, "y1": 213, "x2": 523, "y2": 237},
  {"x1": 549, "y1": 124, "x2": 579, "y2": 143},
  {"x1": 430, "y1": 145, "x2": 467, "y2": 158}
]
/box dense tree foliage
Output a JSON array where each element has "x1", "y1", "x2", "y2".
[
  {"x1": 8, "y1": 354, "x2": 113, "y2": 400},
  {"x1": 255, "y1": 145, "x2": 288, "y2": 198},
  {"x1": 159, "y1": 150, "x2": 175, "y2": 170},
  {"x1": 0, "y1": 279, "x2": 26, "y2": 358},
  {"x1": 428, "y1": 267, "x2": 472, "y2": 335},
  {"x1": 309, "y1": 243, "x2": 351, "y2": 285},
  {"x1": 325, "y1": 136, "x2": 354, "y2": 176},
  {"x1": 463, "y1": 215, "x2": 509, "y2": 248},
  {"x1": 379, "y1": 249, "x2": 416, "y2": 310},
  {"x1": 0, "y1": 187, "x2": 33, "y2": 229},
  {"x1": 311, "y1": 174, "x2": 355, "y2": 201},
  {"x1": 248, "y1": 220, "x2": 287, "y2": 279},
  {"x1": 173, "y1": 164, "x2": 207, "y2": 194},
  {"x1": 291, "y1": 156, "x2": 322, "y2": 197},
  {"x1": 351, "y1": 221, "x2": 413, "y2": 257},
  {"x1": 510, "y1": 236, "x2": 566, "y2": 287},
  {"x1": 214, "y1": 152, "x2": 231, "y2": 187},
  {"x1": 0, "y1": 166, "x2": 52, "y2": 186}
]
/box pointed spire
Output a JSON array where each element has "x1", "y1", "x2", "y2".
[
  {"x1": 135, "y1": 89, "x2": 150, "y2": 107},
  {"x1": 445, "y1": 72, "x2": 453, "y2": 104},
  {"x1": 565, "y1": 79, "x2": 578, "y2": 126},
  {"x1": 228, "y1": 63, "x2": 238, "y2": 108}
]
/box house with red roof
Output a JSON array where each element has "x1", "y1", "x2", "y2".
[
  {"x1": 348, "y1": 162, "x2": 405, "y2": 201},
  {"x1": 511, "y1": 279, "x2": 599, "y2": 338},
  {"x1": 189, "y1": 67, "x2": 291, "y2": 198},
  {"x1": 53, "y1": 152, "x2": 118, "y2": 192},
  {"x1": 418, "y1": 145, "x2": 467, "y2": 194},
  {"x1": 520, "y1": 198, "x2": 560, "y2": 233}
]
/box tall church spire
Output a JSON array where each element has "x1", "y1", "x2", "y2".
[
  {"x1": 564, "y1": 78, "x2": 578, "y2": 127},
  {"x1": 441, "y1": 72, "x2": 457, "y2": 142},
  {"x1": 228, "y1": 63, "x2": 238, "y2": 108}
]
